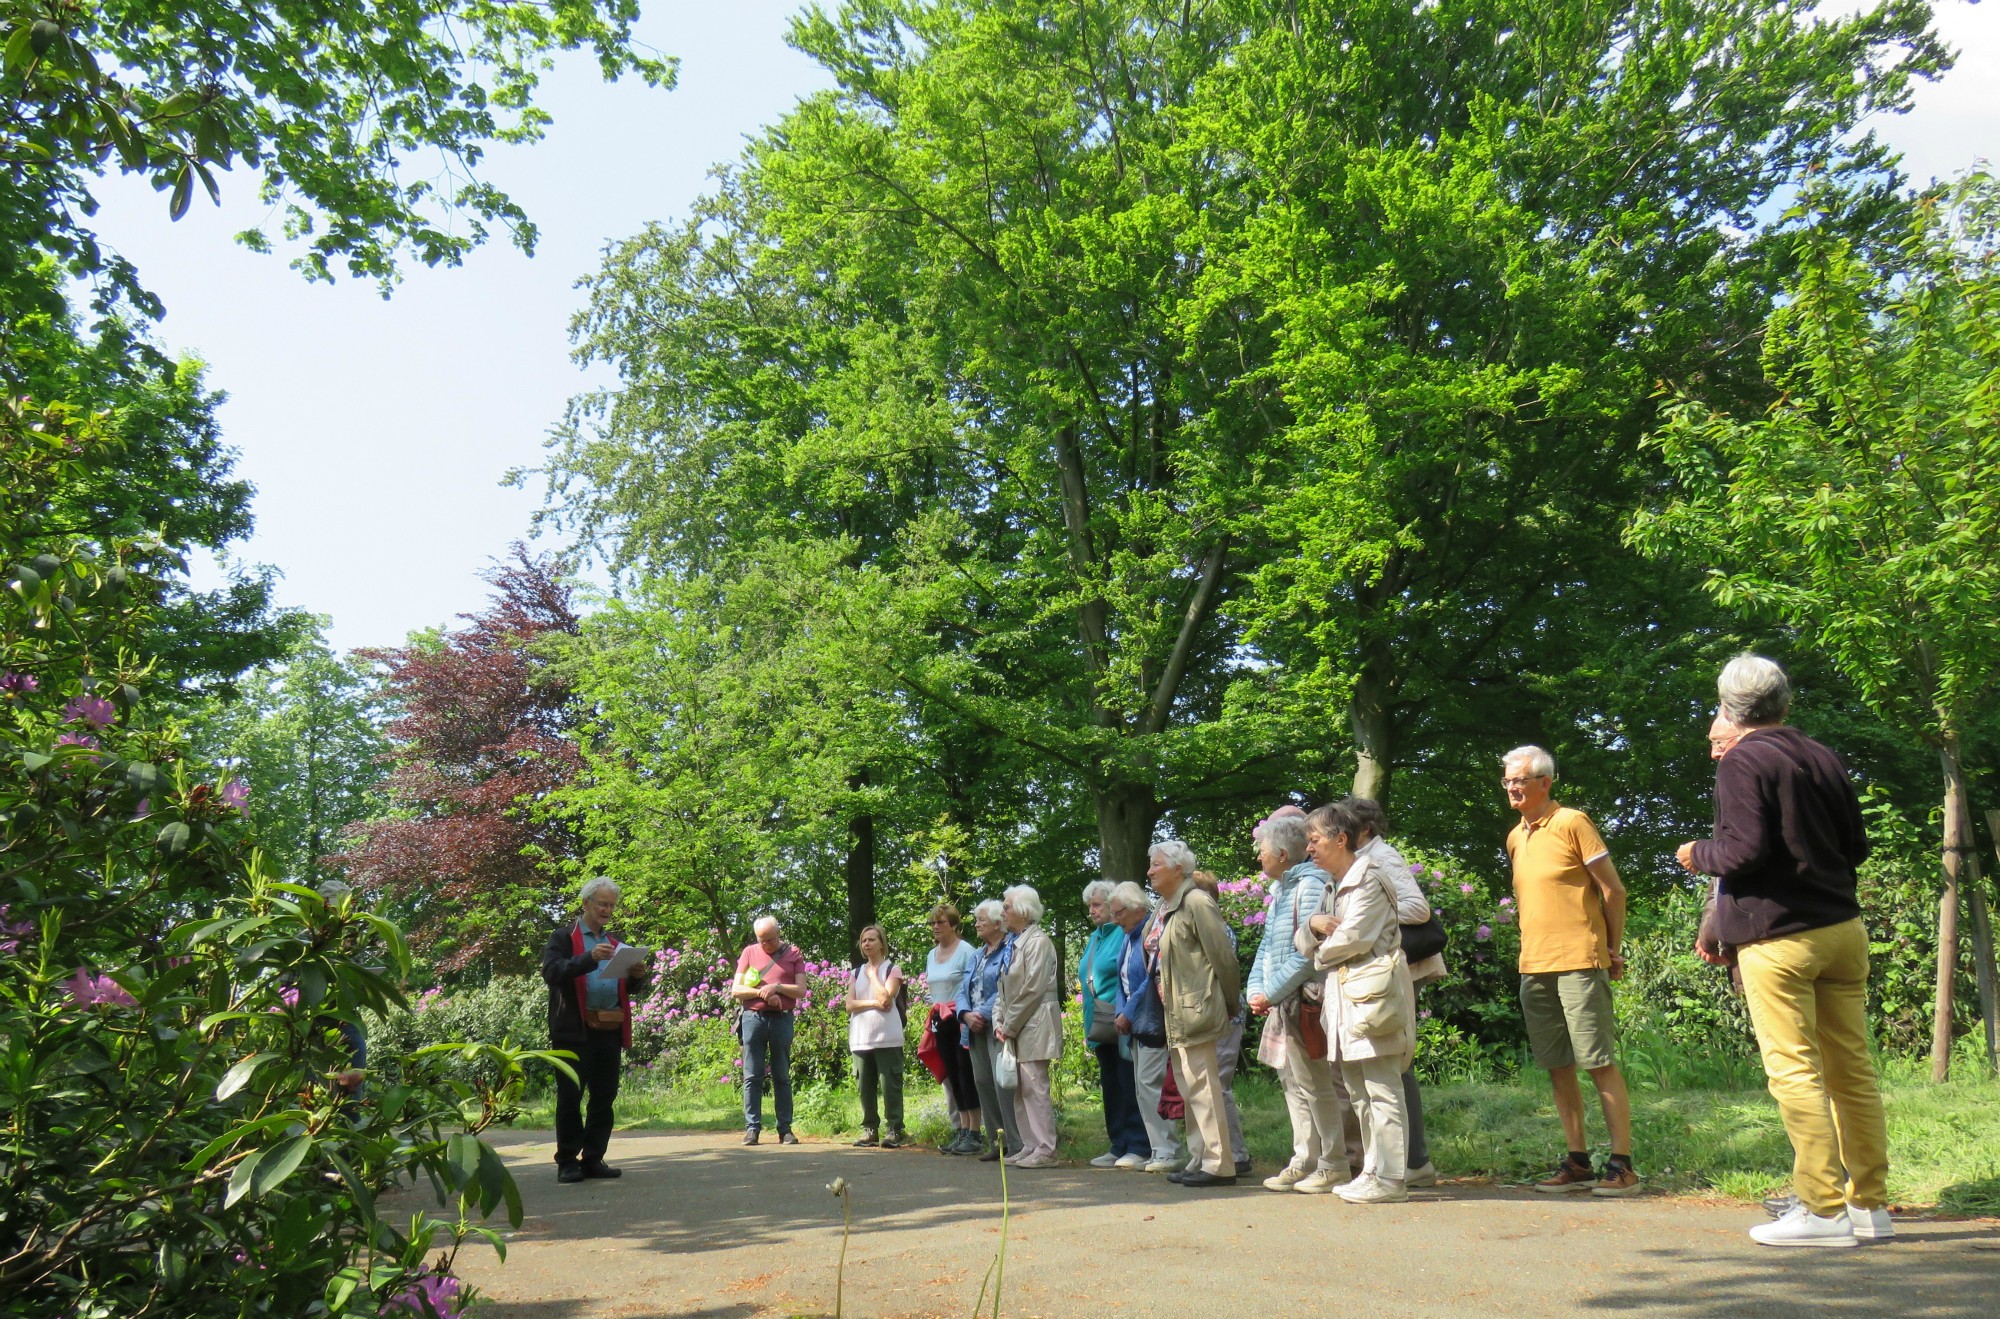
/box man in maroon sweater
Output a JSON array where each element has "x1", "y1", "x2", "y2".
[{"x1": 1676, "y1": 654, "x2": 1889, "y2": 1249}]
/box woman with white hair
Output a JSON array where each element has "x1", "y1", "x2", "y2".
[
  {"x1": 955, "y1": 899, "x2": 1021, "y2": 1161},
  {"x1": 1151, "y1": 839, "x2": 1243, "y2": 1187},
  {"x1": 1249, "y1": 809, "x2": 1360, "y2": 1194},
  {"x1": 1080, "y1": 879, "x2": 1147, "y2": 1168},
  {"x1": 995, "y1": 884, "x2": 1064, "y2": 1167},
  {"x1": 1111, "y1": 875, "x2": 1179, "y2": 1172},
  {"x1": 1676, "y1": 654, "x2": 1888, "y2": 1248}
]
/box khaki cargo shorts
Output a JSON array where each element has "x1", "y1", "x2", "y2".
[{"x1": 1519, "y1": 968, "x2": 1617, "y2": 1071}]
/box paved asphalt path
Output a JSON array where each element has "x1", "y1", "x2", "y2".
[{"x1": 456, "y1": 1130, "x2": 1999, "y2": 1319}]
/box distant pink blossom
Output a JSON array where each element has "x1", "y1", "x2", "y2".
[
  {"x1": 1458, "y1": 883, "x2": 1475, "y2": 894},
  {"x1": 1475, "y1": 925, "x2": 1493, "y2": 941},
  {"x1": 55, "y1": 731, "x2": 99, "y2": 752},
  {"x1": 1498, "y1": 896, "x2": 1513, "y2": 908},
  {"x1": 59, "y1": 969, "x2": 135, "y2": 1008},
  {"x1": 0, "y1": 672, "x2": 36, "y2": 697},
  {"x1": 219, "y1": 778, "x2": 250, "y2": 817},
  {"x1": 385, "y1": 1271, "x2": 463, "y2": 1319},
  {"x1": 0, "y1": 904, "x2": 33, "y2": 954},
  {"x1": 61, "y1": 695, "x2": 117, "y2": 729}
]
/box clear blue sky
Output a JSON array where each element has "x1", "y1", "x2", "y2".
[{"x1": 85, "y1": 1, "x2": 1998, "y2": 654}]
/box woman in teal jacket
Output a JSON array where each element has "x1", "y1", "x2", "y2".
[{"x1": 1080, "y1": 880, "x2": 1148, "y2": 1168}]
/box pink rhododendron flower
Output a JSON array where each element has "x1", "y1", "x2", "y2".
[
  {"x1": 1475, "y1": 925, "x2": 1493, "y2": 941},
  {"x1": 0, "y1": 905, "x2": 34, "y2": 954},
  {"x1": 55, "y1": 732, "x2": 99, "y2": 751},
  {"x1": 219, "y1": 778, "x2": 250, "y2": 816},
  {"x1": 0, "y1": 671, "x2": 36, "y2": 697},
  {"x1": 385, "y1": 1271, "x2": 463, "y2": 1318},
  {"x1": 60, "y1": 969, "x2": 135, "y2": 1007},
  {"x1": 61, "y1": 695, "x2": 117, "y2": 728},
  {"x1": 1459, "y1": 883, "x2": 1475, "y2": 894}
]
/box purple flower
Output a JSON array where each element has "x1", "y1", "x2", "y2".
[
  {"x1": 1458, "y1": 883, "x2": 1475, "y2": 894},
  {"x1": 385, "y1": 1271, "x2": 463, "y2": 1319},
  {"x1": 1410, "y1": 865, "x2": 1426, "y2": 878},
  {"x1": 0, "y1": 904, "x2": 33, "y2": 955},
  {"x1": 59, "y1": 969, "x2": 135, "y2": 1008},
  {"x1": 1497, "y1": 896, "x2": 1513, "y2": 908},
  {"x1": 62, "y1": 695, "x2": 117, "y2": 729},
  {"x1": 219, "y1": 778, "x2": 250, "y2": 817},
  {"x1": 55, "y1": 732, "x2": 99, "y2": 752},
  {"x1": 1475, "y1": 925, "x2": 1493, "y2": 941},
  {"x1": 1418, "y1": 1009, "x2": 1432, "y2": 1020},
  {"x1": 0, "y1": 672, "x2": 36, "y2": 697}
]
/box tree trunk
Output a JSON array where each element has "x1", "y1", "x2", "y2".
[
  {"x1": 1349, "y1": 628, "x2": 1395, "y2": 806},
  {"x1": 846, "y1": 770, "x2": 876, "y2": 958},
  {"x1": 1975, "y1": 807, "x2": 2000, "y2": 1076},
  {"x1": 1931, "y1": 735, "x2": 1970, "y2": 1082},
  {"x1": 1093, "y1": 781, "x2": 1159, "y2": 885}
]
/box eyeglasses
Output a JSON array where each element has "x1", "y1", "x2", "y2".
[{"x1": 1500, "y1": 776, "x2": 1547, "y2": 788}]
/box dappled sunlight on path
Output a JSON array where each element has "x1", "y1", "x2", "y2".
[{"x1": 458, "y1": 1131, "x2": 2000, "y2": 1319}]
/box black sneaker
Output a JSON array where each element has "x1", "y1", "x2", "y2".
[
  {"x1": 557, "y1": 1162, "x2": 585, "y2": 1184},
  {"x1": 881, "y1": 1131, "x2": 905, "y2": 1149},
  {"x1": 778, "y1": 1131, "x2": 800, "y2": 1146},
  {"x1": 743, "y1": 1129, "x2": 760, "y2": 1146},
  {"x1": 582, "y1": 1160, "x2": 622, "y2": 1179},
  {"x1": 1235, "y1": 1159, "x2": 1253, "y2": 1177},
  {"x1": 853, "y1": 1132, "x2": 879, "y2": 1148}
]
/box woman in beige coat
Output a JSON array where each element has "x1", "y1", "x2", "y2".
[
  {"x1": 995, "y1": 884, "x2": 1063, "y2": 1167},
  {"x1": 1153, "y1": 847, "x2": 1244, "y2": 1188},
  {"x1": 1305, "y1": 800, "x2": 1415, "y2": 1204}
]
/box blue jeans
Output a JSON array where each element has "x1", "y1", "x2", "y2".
[
  {"x1": 1095, "y1": 1043, "x2": 1149, "y2": 1157},
  {"x1": 740, "y1": 1011, "x2": 795, "y2": 1133}
]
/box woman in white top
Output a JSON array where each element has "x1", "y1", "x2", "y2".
[
  {"x1": 843, "y1": 924, "x2": 907, "y2": 1147},
  {"x1": 926, "y1": 903, "x2": 982, "y2": 1154},
  {"x1": 1305, "y1": 800, "x2": 1417, "y2": 1204}
]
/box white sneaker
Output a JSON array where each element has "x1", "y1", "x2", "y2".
[
  {"x1": 1848, "y1": 1205, "x2": 1894, "y2": 1241},
  {"x1": 1114, "y1": 1153, "x2": 1149, "y2": 1170},
  {"x1": 1749, "y1": 1204, "x2": 1857, "y2": 1248},
  {"x1": 1338, "y1": 1173, "x2": 1408, "y2": 1204},
  {"x1": 1089, "y1": 1152, "x2": 1120, "y2": 1168},
  {"x1": 1012, "y1": 1154, "x2": 1056, "y2": 1169},
  {"x1": 1143, "y1": 1158, "x2": 1177, "y2": 1174},
  {"x1": 1263, "y1": 1164, "x2": 1308, "y2": 1191},
  {"x1": 1293, "y1": 1169, "x2": 1341, "y2": 1195},
  {"x1": 1406, "y1": 1162, "x2": 1438, "y2": 1188}
]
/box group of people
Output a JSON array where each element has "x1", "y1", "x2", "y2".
[{"x1": 545, "y1": 654, "x2": 1894, "y2": 1248}]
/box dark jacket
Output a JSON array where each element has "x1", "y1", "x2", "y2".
[
  {"x1": 1689, "y1": 726, "x2": 1869, "y2": 949},
  {"x1": 542, "y1": 923, "x2": 641, "y2": 1048}
]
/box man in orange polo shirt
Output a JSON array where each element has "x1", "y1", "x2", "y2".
[{"x1": 1503, "y1": 745, "x2": 1640, "y2": 1197}]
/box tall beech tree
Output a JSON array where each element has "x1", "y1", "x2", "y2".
[
  {"x1": 1634, "y1": 177, "x2": 2000, "y2": 1079},
  {"x1": 1197, "y1": 0, "x2": 1944, "y2": 818},
  {"x1": 340, "y1": 548, "x2": 583, "y2": 974}
]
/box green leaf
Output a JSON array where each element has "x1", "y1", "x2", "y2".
[
  {"x1": 168, "y1": 167, "x2": 192, "y2": 222},
  {"x1": 246, "y1": 1133, "x2": 312, "y2": 1201},
  {"x1": 215, "y1": 1051, "x2": 279, "y2": 1101}
]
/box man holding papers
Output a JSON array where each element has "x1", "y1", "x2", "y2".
[{"x1": 542, "y1": 877, "x2": 649, "y2": 1183}]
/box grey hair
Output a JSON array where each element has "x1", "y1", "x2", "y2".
[
  {"x1": 1718, "y1": 653, "x2": 1791, "y2": 724},
  {"x1": 1002, "y1": 884, "x2": 1044, "y2": 924},
  {"x1": 1503, "y1": 745, "x2": 1556, "y2": 780},
  {"x1": 1148, "y1": 839, "x2": 1197, "y2": 877},
  {"x1": 1258, "y1": 815, "x2": 1310, "y2": 866},
  {"x1": 973, "y1": 898, "x2": 1005, "y2": 926},
  {"x1": 1107, "y1": 881, "x2": 1152, "y2": 915},
  {"x1": 752, "y1": 914, "x2": 780, "y2": 936},
  {"x1": 1082, "y1": 879, "x2": 1116, "y2": 906},
  {"x1": 579, "y1": 876, "x2": 620, "y2": 905}
]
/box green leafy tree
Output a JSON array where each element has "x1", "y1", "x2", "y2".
[
  {"x1": 1632, "y1": 174, "x2": 2000, "y2": 1080},
  {"x1": 192, "y1": 625, "x2": 390, "y2": 887},
  {"x1": 1194, "y1": 0, "x2": 1944, "y2": 838}
]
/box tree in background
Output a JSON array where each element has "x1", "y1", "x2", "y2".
[
  {"x1": 1634, "y1": 174, "x2": 2000, "y2": 1079},
  {"x1": 1200, "y1": 0, "x2": 1942, "y2": 842},
  {"x1": 192, "y1": 625, "x2": 389, "y2": 887},
  {"x1": 342, "y1": 548, "x2": 583, "y2": 976}
]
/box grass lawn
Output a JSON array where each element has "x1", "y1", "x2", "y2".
[{"x1": 509, "y1": 1065, "x2": 2000, "y2": 1214}]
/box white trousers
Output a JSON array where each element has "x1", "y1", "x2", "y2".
[{"x1": 1340, "y1": 1053, "x2": 1409, "y2": 1183}]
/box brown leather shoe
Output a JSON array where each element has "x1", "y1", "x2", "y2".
[
  {"x1": 1535, "y1": 1157, "x2": 1597, "y2": 1193},
  {"x1": 1592, "y1": 1164, "x2": 1642, "y2": 1197}
]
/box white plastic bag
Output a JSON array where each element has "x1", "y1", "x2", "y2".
[{"x1": 994, "y1": 1040, "x2": 1018, "y2": 1089}]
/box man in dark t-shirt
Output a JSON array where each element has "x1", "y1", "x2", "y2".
[{"x1": 733, "y1": 915, "x2": 806, "y2": 1145}]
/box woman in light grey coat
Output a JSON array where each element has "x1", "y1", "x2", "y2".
[
  {"x1": 1306, "y1": 800, "x2": 1416, "y2": 1204},
  {"x1": 995, "y1": 884, "x2": 1063, "y2": 1167}
]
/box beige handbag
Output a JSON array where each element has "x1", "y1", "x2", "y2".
[{"x1": 1338, "y1": 953, "x2": 1408, "y2": 1038}]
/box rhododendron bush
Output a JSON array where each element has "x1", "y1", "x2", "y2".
[{"x1": 1, "y1": 426, "x2": 555, "y2": 1316}]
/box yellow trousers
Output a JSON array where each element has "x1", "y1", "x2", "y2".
[{"x1": 1736, "y1": 918, "x2": 1889, "y2": 1216}]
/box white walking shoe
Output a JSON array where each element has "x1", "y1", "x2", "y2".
[
  {"x1": 1337, "y1": 1173, "x2": 1409, "y2": 1204},
  {"x1": 1114, "y1": 1153, "x2": 1149, "y2": 1170},
  {"x1": 1293, "y1": 1169, "x2": 1342, "y2": 1195},
  {"x1": 1848, "y1": 1205, "x2": 1894, "y2": 1241},
  {"x1": 1749, "y1": 1204, "x2": 1858, "y2": 1248},
  {"x1": 1089, "y1": 1152, "x2": 1120, "y2": 1168},
  {"x1": 1263, "y1": 1164, "x2": 1308, "y2": 1191},
  {"x1": 1143, "y1": 1158, "x2": 1178, "y2": 1174},
  {"x1": 1406, "y1": 1162, "x2": 1438, "y2": 1188}
]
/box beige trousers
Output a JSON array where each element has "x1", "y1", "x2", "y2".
[
  {"x1": 1737, "y1": 918, "x2": 1889, "y2": 1216},
  {"x1": 1280, "y1": 1016, "x2": 1364, "y2": 1176},
  {"x1": 1172, "y1": 1038, "x2": 1230, "y2": 1176},
  {"x1": 1010, "y1": 1059, "x2": 1058, "y2": 1161},
  {"x1": 1340, "y1": 1053, "x2": 1409, "y2": 1183}
]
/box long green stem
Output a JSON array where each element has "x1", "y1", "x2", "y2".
[
  {"x1": 992, "y1": 1126, "x2": 1008, "y2": 1319},
  {"x1": 835, "y1": 1187, "x2": 850, "y2": 1319}
]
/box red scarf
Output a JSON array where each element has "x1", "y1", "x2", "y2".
[{"x1": 571, "y1": 924, "x2": 632, "y2": 1047}]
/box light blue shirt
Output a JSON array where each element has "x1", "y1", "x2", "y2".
[
  {"x1": 1247, "y1": 861, "x2": 1328, "y2": 1004},
  {"x1": 579, "y1": 922, "x2": 621, "y2": 1010}
]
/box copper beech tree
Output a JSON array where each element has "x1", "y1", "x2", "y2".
[{"x1": 341, "y1": 546, "x2": 584, "y2": 974}]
